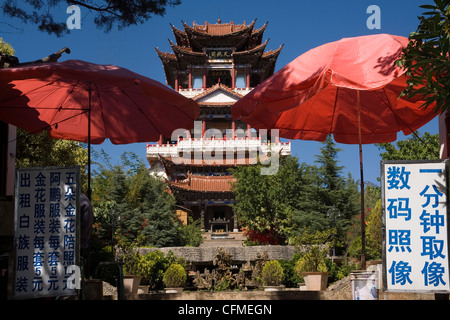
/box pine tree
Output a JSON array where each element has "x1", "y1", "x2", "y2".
[
  {"x1": 121, "y1": 164, "x2": 181, "y2": 247},
  {"x1": 291, "y1": 136, "x2": 359, "y2": 250}
]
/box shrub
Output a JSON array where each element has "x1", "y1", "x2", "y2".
[
  {"x1": 294, "y1": 246, "x2": 328, "y2": 276},
  {"x1": 278, "y1": 253, "x2": 302, "y2": 288},
  {"x1": 163, "y1": 263, "x2": 187, "y2": 288},
  {"x1": 138, "y1": 250, "x2": 185, "y2": 290},
  {"x1": 261, "y1": 260, "x2": 284, "y2": 286}
]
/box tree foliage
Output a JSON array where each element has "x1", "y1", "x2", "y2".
[
  {"x1": 0, "y1": 37, "x2": 15, "y2": 55},
  {"x1": 399, "y1": 0, "x2": 450, "y2": 113},
  {"x1": 376, "y1": 131, "x2": 440, "y2": 160},
  {"x1": 231, "y1": 136, "x2": 360, "y2": 250},
  {"x1": 291, "y1": 137, "x2": 359, "y2": 242},
  {"x1": 1, "y1": 0, "x2": 182, "y2": 37},
  {"x1": 15, "y1": 128, "x2": 89, "y2": 192},
  {"x1": 230, "y1": 155, "x2": 303, "y2": 245},
  {"x1": 91, "y1": 151, "x2": 199, "y2": 248}
]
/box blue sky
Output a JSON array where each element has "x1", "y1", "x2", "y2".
[{"x1": 1, "y1": 0, "x2": 439, "y2": 184}]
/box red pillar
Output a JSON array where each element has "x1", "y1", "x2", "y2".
[
  {"x1": 203, "y1": 67, "x2": 207, "y2": 89},
  {"x1": 174, "y1": 71, "x2": 179, "y2": 92},
  {"x1": 246, "y1": 66, "x2": 250, "y2": 89},
  {"x1": 202, "y1": 119, "x2": 206, "y2": 137},
  {"x1": 188, "y1": 67, "x2": 192, "y2": 89},
  {"x1": 231, "y1": 66, "x2": 236, "y2": 89}
]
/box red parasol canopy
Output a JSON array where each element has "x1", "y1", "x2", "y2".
[
  {"x1": 0, "y1": 59, "x2": 199, "y2": 199},
  {"x1": 231, "y1": 34, "x2": 438, "y2": 269},
  {"x1": 0, "y1": 59, "x2": 199, "y2": 144},
  {"x1": 231, "y1": 34, "x2": 436, "y2": 145}
]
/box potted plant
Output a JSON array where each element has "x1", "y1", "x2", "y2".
[
  {"x1": 163, "y1": 263, "x2": 187, "y2": 293},
  {"x1": 291, "y1": 229, "x2": 331, "y2": 291},
  {"x1": 261, "y1": 260, "x2": 284, "y2": 291},
  {"x1": 294, "y1": 246, "x2": 329, "y2": 291},
  {"x1": 115, "y1": 232, "x2": 144, "y2": 294}
]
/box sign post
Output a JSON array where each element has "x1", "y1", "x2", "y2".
[
  {"x1": 13, "y1": 166, "x2": 80, "y2": 299},
  {"x1": 382, "y1": 160, "x2": 450, "y2": 293}
]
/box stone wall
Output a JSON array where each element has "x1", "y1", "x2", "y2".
[{"x1": 137, "y1": 245, "x2": 296, "y2": 264}]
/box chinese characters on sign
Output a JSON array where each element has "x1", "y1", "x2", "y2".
[
  {"x1": 382, "y1": 161, "x2": 450, "y2": 292},
  {"x1": 207, "y1": 49, "x2": 232, "y2": 60},
  {"x1": 13, "y1": 167, "x2": 80, "y2": 299}
]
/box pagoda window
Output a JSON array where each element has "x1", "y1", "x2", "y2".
[
  {"x1": 193, "y1": 75, "x2": 203, "y2": 89},
  {"x1": 235, "y1": 71, "x2": 246, "y2": 89}
]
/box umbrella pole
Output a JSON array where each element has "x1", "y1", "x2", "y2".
[
  {"x1": 357, "y1": 90, "x2": 366, "y2": 270},
  {"x1": 87, "y1": 84, "x2": 92, "y2": 201}
]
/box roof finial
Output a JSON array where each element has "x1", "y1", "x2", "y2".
[{"x1": 218, "y1": 19, "x2": 221, "y2": 24}]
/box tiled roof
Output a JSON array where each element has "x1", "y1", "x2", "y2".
[
  {"x1": 169, "y1": 173, "x2": 236, "y2": 192},
  {"x1": 262, "y1": 44, "x2": 284, "y2": 59},
  {"x1": 186, "y1": 20, "x2": 256, "y2": 37},
  {"x1": 155, "y1": 47, "x2": 177, "y2": 61},
  {"x1": 192, "y1": 83, "x2": 243, "y2": 101}
]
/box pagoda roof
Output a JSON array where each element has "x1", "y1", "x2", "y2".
[
  {"x1": 232, "y1": 39, "x2": 268, "y2": 64},
  {"x1": 193, "y1": 83, "x2": 243, "y2": 102},
  {"x1": 178, "y1": 20, "x2": 258, "y2": 50},
  {"x1": 170, "y1": 23, "x2": 190, "y2": 47},
  {"x1": 169, "y1": 173, "x2": 236, "y2": 193},
  {"x1": 156, "y1": 20, "x2": 283, "y2": 89},
  {"x1": 169, "y1": 40, "x2": 207, "y2": 64},
  {"x1": 184, "y1": 20, "x2": 256, "y2": 37},
  {"x1": 155, "y1": 47, "x2": 178, "y2": 86}
]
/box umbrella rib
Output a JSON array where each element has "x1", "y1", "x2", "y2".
[
  {"x1": 119, "y1": 88, "x2": 161, "y2": 136},
  {"x1": 7, "y1": 109, "x2": 90, "y2": 143},
  {"x1": 47, "y1": 80, "x2": 85, "y2": 129},
  {"x1": 0, "y1": 79, "x2": 85, "y2": 110},
  {"x1": 93, "y1": 84, "x2": 107, "y2": 137},
  {"x1": 376, "y1": 88, "x2": 439, "y2": 158},
  {"x1": 329, "y1": 86, "x2": 339, "y2": 136}
]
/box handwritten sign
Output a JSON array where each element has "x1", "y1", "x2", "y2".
[
  {"x1": 382, "y1": 160, "x2": 450, "y2": 293},
  {"x1": 13, "y1": 166, "x2": 80, "y2": 299}
]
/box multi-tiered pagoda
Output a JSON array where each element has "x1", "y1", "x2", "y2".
[{"x1": 147, "y1": 20, "x2": 290, "y2": 237}]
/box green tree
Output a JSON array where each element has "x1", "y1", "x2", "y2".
[
  {"x1": 91, "y1": 152, "x2": 187, "y2": 248},
  {"x1": 376, "y1": 131, "x2": 439, "y2": 160},
  {"x1": 0, "y1": 37, "x2": 15, "y2": 55},
  {"x1": 230, "y1": 155, "x2": 303, "y2": 244},
  {"x1": 365, "y1": 199, "x2": 383, "y2": 260},
  {"x1": 291, "y1": 137, "x2": 359, "y2": 244},
  {"x1": 398, "y1": 0, "x2": 450, "y2": 113},
  {"x1": 15, "y1": 128, "x2": 89, "y2": 192},
  {"x1": 2, "y1": 0, "x2": 181, "y2": 37}
]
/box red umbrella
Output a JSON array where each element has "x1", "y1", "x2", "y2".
[
  {"x1": 0, "y1": 59, "x2": 199, "y2": 197},
  {"x1": 231, "y1": 34, "x2": 438, "y2": 268},
  {"x1": 0, "y1": 59, "x2": 198, "y2": 143}
]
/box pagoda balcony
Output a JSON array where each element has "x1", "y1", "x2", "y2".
[
  {"x1": 178, "y1": 87, "x2": 253, "y2": 98},
  {"x1": 146, "y1": 137, "x2": 291, "y2": 162}
]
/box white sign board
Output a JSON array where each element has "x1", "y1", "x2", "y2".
[
  {"x1": 382, "y1": 160, "x2": 450, "y2": 293},
  {"x1": 13, "y1": 166, "x2": 80, "y2": 299}
]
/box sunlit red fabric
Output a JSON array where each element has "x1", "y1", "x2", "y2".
[
  {"x1": 0, "y1": 59, "x2": 199, "y2": 144},
  {"x1": 231, "y1": 34, "x2": 437, "y2": 144}
]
